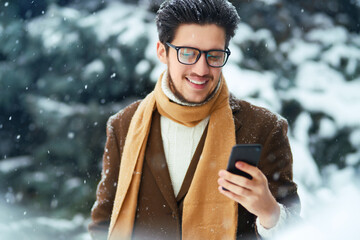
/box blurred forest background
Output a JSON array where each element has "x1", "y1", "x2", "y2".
[{"x1": 0, "y1": 0, "x2": 360, "y2": 239}]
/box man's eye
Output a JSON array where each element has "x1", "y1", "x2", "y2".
[
  {"x1": 180, "y1": 48, "x2": 197, "y2": 57},
  {"x1": 182, "y1": 53, "x2": 195, "y2": 57},
  {"x1": 208, "y1": 55, "x2": 221, "y2": 60},
  {"x1": 208, "y1": 54, "x2": 224, "y2": 62}
]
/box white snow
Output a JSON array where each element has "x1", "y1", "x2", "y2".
[
  {"x1": 279, "y1": 190, "x2": 360, "y2": 239},
  {"x1": 290, "y1": 112, "x2": 322, "y2": 188},
  {"x1": 295, "y1": 61, "x2": 344, "y2": 90},
  {"x1": 0, "y1": 205, "x2": 91, "y2": 240},
  {"x1": 78, "y1": 3, "x2": 131, "y2": 43},
  {"x1": 321, "y1": 43, "x2": 360, "y2": 74},
  {"x1": 346, "y1": 151, "x2": 360, "y2": 166},
  {"x1": 231, "y1": 23, "x2": 255, "y2": 45},
  {"x1": 107, "y1": 48, "x2": 123, "y2": 62},
  {"x1": 65, "y1": 178, "x2": 82, "y2": 191},
  {"x1": 150, "y1": 64, "x2": 166, "y2": 83},
  {"x1": 312, "y1": 13, "x2": 334, "y2": 29},
  {"x1": 78, "y1": 2, "x2": 152, "y2": 46},
  {"x1": 232, "y1": 25, "x2": 277, "y2": 52},
  {"x1": 282, "y1": 61, "x2": 360, "y2": 128},
  {"x1": 318, "y1": 118, "x2": 337, "y2": 139},
  {"x1": 349, "y1": 129, "x2": 360, "y2": 147},
  {"x1": 135, "y1": 60, "x2": 151, "y2": 75},
  {"x1": 255, "y1": 29, "x2": 277, "y2": 51},
  {"x1": 306, "y1": 26, "x2": 348, "y2": 46},
  {"x1": 27, "y1": 5, "x2": 81, "y2": 51},
  {"x1": 35, "y1": 96, "x2": 75, "y2": 117},
  {"x1": 284, "y1": 87, "x2": 360, "y2": 128},
  {"x1": 224, "y1": 63, "x2": 281, "y2": 112},
  {"x1": 227, "y1": 41, "x2": 243, "y2": 64},
  {"x1": 0, "y1": 156, "x2": 32, "y2": 173},
  {"x1": 276, "y1": 165, "x2": 360, "y2": 240},
  {"x1": 281, "y1": 40, "x2": 322, "y2": 65},
  {"x1": 257, "y1": 0, "x2": 280, "y2": 5},
  {"x1": 82, "y1": 59, "x2": 105, "y2": 79},
  {"x1": 117, "y1": 15, "x2": 147, "y2": 46}
]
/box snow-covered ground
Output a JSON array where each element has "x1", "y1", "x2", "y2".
[
  {"x1": 276, "y1": 169, "x2": 360, "y2": 239},
  {"x1": 0, "y1": 203, "x2": 91, "y2": 240},
  {"x1": 1, "y1": 1, "x2": 359, "y2": 239}
]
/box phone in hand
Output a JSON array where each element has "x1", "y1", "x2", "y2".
[{"x1": 225, "y1": 144, "x2": 262, "y2": 185}]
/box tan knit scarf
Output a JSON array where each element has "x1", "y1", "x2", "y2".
[{"x1": 108, "y1": 72, "x2": 237, "y2": 240}]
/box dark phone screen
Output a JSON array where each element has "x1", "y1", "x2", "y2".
[{"x1": 226, "y1": 144, "x2": 262, "y2": 180}]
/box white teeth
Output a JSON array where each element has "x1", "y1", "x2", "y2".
[{"x1": 188, "y1": 78, "x2": 206, "y2": 85}]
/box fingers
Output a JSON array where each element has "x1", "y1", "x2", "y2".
[
  {"x1": 218, "y1": 186, "x2": 246, "y2": 203},
  {"x1": 217, "y1": 177, "x2": 251, "y2": 196},
  {"x1": 218, "y1": 164, "x2": 276, "y2": 218},
  {"x1": 217, "y1": 163, "x2": 267, "y2": 199},
  {"x1": 235, "y1": 161, "x2": 262, "y2": 180},
  {"x1": 218, "y1": 169, "x2": 254, "y2": 189}
]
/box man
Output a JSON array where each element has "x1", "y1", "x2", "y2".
[{"x1": 89, "y1": 0, "x2": 300, "y2": 239}]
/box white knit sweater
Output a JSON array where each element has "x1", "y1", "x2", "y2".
[{"x1": 160, "y1": 115, "x2": 209, "y2": 196}]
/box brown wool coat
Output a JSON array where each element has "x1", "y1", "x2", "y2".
[{"x1": 89, "y1": 95, "x2": 301, "y2": 240}]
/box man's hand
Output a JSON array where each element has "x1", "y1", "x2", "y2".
[{"x1": 217, "y1": 161, "x2": 280, "y2": 229}]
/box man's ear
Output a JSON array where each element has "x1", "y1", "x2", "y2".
[{"x1": 156, "y1": 41, "x2": 167, "y2": 64}]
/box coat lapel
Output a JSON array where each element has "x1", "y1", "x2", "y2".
[{"x1": 145, "y1": 111, "x2": 179, "y2": 215}]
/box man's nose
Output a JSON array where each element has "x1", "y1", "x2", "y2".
[{"x1": 192, "y1": 53, "x2": 210, "y2": 76}]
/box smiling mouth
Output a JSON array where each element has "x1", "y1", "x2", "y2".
[{"x1": 186, "y1": 77, "x2": 208, "y2": 85}]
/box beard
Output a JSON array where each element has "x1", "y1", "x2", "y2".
[{"x1": 167, "y1": 71, "x2": 219, "y2": 105}]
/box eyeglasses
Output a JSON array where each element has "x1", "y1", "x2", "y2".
[{"x1": 166, "y1": 42, "x2": 231, "y2": 68}]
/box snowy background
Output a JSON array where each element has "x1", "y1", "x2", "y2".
[{"x1": 1, "y1": 0, "x2": 360, "y2": 239}]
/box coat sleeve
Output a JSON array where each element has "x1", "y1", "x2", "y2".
[
  {"x1": 259, "y1": 118, "x2": 301, "y2": 217},
  {"x1": 88, "y1": 115, "x2": 121, "y2": 240}
]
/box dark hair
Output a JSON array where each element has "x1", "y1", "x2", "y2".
[{"x1": 156, "y1": 0, "x2": 240, "y2": 50}]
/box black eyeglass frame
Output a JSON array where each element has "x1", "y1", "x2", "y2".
[{"x1": 166, "y1": 42, "x2": 231, "y2": 68}]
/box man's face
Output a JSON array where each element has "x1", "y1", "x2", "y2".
[{"x1": 157, "y1": 24, "x2": 226, "y2": 104}]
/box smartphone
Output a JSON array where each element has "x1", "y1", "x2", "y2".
[{"x1": 225, "y1": 144, "x2": 262, "y2": 180}]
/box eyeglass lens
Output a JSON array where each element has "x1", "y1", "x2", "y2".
[{"x1": 178, "y1": 48, "x2": 227, "y2": 67}]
